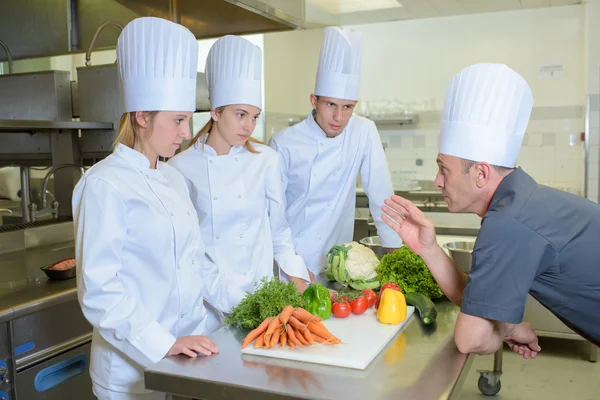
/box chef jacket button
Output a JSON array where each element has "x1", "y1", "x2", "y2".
[
  {"x1": 222, "y1": 273, "x2": 227, "y2": 277},
  {"x1": 239, "y1": 234, "x2": 243, "y2": 238},
  {"x1": 299, "y1": 232, "x2": 304, "y2": 237},
  {"x1": 235, "y1": 157, "x2": 239, "y2": 161},
  {"x1": 333, "y1": 172, "x2": 337, "y2": 176},
  {"x1": 320, "y1": 143, "x2": 323, "y2": 146},
  {"x1": 213, "y1": 197, "x2": 217, "y2": 200},
  {"x1": 187, "y1": 212, "x2": 191, "y2": 216},
  {"x1": 238, "y1": 194, "x2": 242, "y2": 198},
  {"x1": 192, "y1": 260, "x2": 195, "y2": 265},
  {"x1": 180, "y1": 314, "x2": 184, "y2": 319},
  {"x1": 244, "y1": 272, "x2": 247, "y2": 276},
  {"x1": 177, "y1": 264, "x2": 180, "y2": 270},
  {"x1": 318, "y1": 236, "x2": 322, "y2": 240},
  {"x1": 216, "y1": 235, "x2": 220, "y2": 239},
  {"x1": 170, "y1": 212, "x2": 174, "y2": 216},
  {"x1": 209, "y1": 160, "x2": 213, "y2": 163},
  {"x1": 146, "y1": 174, "x2": 150, "y2": 178}
]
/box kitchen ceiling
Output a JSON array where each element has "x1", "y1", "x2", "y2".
[{"x1": 306, "y1": 0, "x2": 583, "y2": 27}]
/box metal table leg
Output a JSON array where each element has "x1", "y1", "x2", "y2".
[
  {"x1": 476, "y1": 348, "x2": 503, "y2": 396},
  {"x1": 588, "y1": 342, "x2": 598, "y2": 363}
]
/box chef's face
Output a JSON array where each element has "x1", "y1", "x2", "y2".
[
  {"x1": 212, "y1": 105, "x2": 261, "y2": 146},
  {"x1": 434, "y1": 153, "x2": 479, "y2": 213},
  {"x1": 137, "y1": 111, "x2": 193, "y2": 159},
  {"x1": 310, "y1": 95, "x2": 357, "y2": 137}
]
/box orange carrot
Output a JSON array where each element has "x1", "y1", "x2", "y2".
[
  {"x1": 295, "y1": 329, "x2": 309, "y2": 346},
  {"x1": 279, "y1": 305, "x2": 294, "y2": 325},
  {"x1": 288, "y1": 338, "x2": 296, "y2": 349},
  {"x1": 307, "y1": 321, "x2": 340, "y2": 343},
  {"x1": 242, "y1": 317, "x2": 273, "y2": 349},
  {"x1": 312, "y1": 333, "x2": 341, "y2": 345},
  {"x1": 288, "y1": 316, "x2": 314, "y2": 345},
  {"x1": 264, "y1": 316, "x2": 280, "y2": 345},
  {"x1": 286, "y1": 325, "x2": 303, "y2": 348},
  {"x1": 269, "y1": 327, "x2": 281, "y2": 348},
  {"x1": 293, "y1": 308, "x2": 321, "y2": 324},
  {"x1": 254, "y1": 334, "x2": 265, "y2": 348},
  {"x1": 280, "y1": 329, "x2": 288, "y2": 347}
]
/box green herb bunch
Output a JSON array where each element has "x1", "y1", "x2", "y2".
[{"x1": 224, "y1": 277, "x2": 307, "y2": 330}]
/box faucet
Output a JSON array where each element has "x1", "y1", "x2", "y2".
[
  {"x1": 0, "y1": 40, "x2": 14, "y2": 74},
  {"x1": 85, "y1": 21, "x2": 124, "y2": 66},
  {"x1": 40, "y1": 164, "x2": 85, "y2": 211}
]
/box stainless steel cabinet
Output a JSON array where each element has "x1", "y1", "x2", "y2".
[{"x1": 16, "y1": 342, "x2": 93, "y2": 400}]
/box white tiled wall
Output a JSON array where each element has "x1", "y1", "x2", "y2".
[{"x1": 379, "y1": 112, "x2": 585, "y2": 194}]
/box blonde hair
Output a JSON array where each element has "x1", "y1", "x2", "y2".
[
  {"x1": 114, "y1": 112, "x2": 158, "y2": 149},
  {"x1": 187, "y1": 107, "x2": 262, "y2": 154}
]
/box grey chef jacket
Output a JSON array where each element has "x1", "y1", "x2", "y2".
[{"x1": 461, "y1": 168, "x2": 600, "y2": 345}]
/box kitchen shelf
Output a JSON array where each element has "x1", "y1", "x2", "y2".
[{"x1": 0, "y1": 119, "x2": 113, "y2": 132}]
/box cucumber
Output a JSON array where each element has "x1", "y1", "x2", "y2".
[{"x1": 405, "y1": 292, "x2": 437, "y2": 325}]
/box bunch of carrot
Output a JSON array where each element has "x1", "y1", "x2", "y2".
[{"x1": 241, "y1": 306, "x2": 341, "y2": 350}]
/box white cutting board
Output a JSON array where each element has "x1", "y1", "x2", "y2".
[{"x1": 241, "y1": 306, "x2": 415, "y2": 370}]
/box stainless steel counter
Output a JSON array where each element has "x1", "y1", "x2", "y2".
[
  {"x1": 145, "y1": 302, "x2": 473, "y2": 400},
  {"x1": 0, "y1": 240, "x2": 76, "y2": 323}
]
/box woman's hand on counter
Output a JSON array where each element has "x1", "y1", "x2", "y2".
[{"x1": 167, "y1": 335, "x2": 219, "y2": 358}]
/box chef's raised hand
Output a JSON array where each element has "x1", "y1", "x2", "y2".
[
  {"x1": 381, "y1": 195, "x2": 437, "y2": 256},
  {"x1": 167, "y1": 335, "x2": 219, "y2": 358}
]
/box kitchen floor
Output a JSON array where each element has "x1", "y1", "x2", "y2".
[{"x1": 458, "y1": 338, "x2": 600, "y2": 399}]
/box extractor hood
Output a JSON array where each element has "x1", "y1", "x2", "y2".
[{"x1": 0, "y1": 0, "x2": 305, "y2": 61}]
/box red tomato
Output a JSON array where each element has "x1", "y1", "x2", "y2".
[
  {"x1": 362, "y1": 289, "x2": 377, "y2": 308},
  {"x1": 336, "y1": 295, "x2": 350, "y2": 304},
  {"x1": 375, "y1": 283, "x2": 401, "y2": 310},
  {"x1": 332, "y1": 302, "x2": 351, "y2": 318},
  {"x1": 350, "y1": 296, "x2": 368, "y2": 315}
]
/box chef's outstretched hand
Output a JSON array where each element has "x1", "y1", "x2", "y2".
[
  {"x1": 167, "y1": 335, "x2": 218, "y2": 358},
  {"x1": 381, "y1": 195, "x2": 437, "y2": 256}
]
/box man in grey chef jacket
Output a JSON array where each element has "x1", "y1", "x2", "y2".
[{"x1": 382, "y1": 63, "x2": 600, "y2": 359}]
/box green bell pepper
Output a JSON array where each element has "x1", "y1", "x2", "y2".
[{"x1": 302, "y1": 283, "x2": 332, "y2": 320}]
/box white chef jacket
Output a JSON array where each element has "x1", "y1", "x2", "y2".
[
  {"x1": 269, "y1": 112, "x2": 402, "y2": 274},
  {"x1": 72, "y1": 144, "x2": 245, "y2": 394},
  {"x1": 168, "y1": 140, "x2": 311, "y2": 295}
]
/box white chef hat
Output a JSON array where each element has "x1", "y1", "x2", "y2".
[
  {"x1": 117, "y1": 17, "x2": 198, "y2": 112},
  {"x1": 439, "y1": 63, "x2": 534, "y2": 168},
  {"x1": 205, "y1": 35, "x2": 262, "y2": 110},
  {"x1": 314, "y1": 27, "x2": 363, "y2": 101}
]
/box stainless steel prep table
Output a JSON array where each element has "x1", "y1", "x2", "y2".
[
  {"x1": 145, "y1": 302, "x2": 473, "y2": 400},
  {"x1": 0, "y1": 239, "x2": 94, "y2": 399},
  {"x1": 0, "y1": 241, "x2": 77, "y2": 323}
]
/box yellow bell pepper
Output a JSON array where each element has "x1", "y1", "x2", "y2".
[{"x1": 377, "y1": 288, "x2": 407, "y2": 324}]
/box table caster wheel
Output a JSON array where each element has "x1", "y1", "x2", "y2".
[{"x1": 478, "y1": 374, "x2": 501, "y2": 396}]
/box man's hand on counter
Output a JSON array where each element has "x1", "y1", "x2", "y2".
[
  {"x1": 504, "y1": 322, "x2": 541, "y2": 360},
  {"x1": 167, "y1": 335, "x2": 219, "y2": 358}
]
